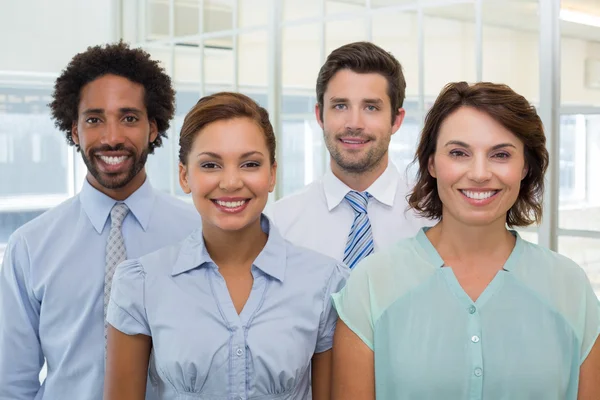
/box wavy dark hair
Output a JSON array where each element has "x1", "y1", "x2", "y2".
[
  {"x1": 408, "y1": 81, "x2": 549, "y2": 227},
  {"x1": 49, "y1": 40, "x2": 175, "y2": 154}
]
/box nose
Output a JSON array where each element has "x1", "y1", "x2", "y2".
[
  {"x1": 100, "y1": 119, "x2": 126, "y2": 147},
  {"x1": 344, "y1": 107, "x2": 365, "y2": 132},
  {"x1": 219, "y1": 167, "x2": 244, "y2": 192},
  {"x1": 467, "y1": 155, "x2": 493, "y2": 183}
]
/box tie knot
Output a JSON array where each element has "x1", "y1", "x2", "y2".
[
  {"x1": 345, "y1": 191, "x2": 370, "y2": 214},
  {"x1": 110, "y1": 203, "x2": 130, "y2": 229}
]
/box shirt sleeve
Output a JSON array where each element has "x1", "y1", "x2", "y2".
[
  {"x1": 0, "y1": 233, "x2": 44, "y2": 399},
  {"x1": 315, "y1": 262, "x2": 350, "y2": 353},
  {"x1": 580, "y1": 273, "x2": 600, "y2": 364},
  {"x1": 331, "y1": 258, "x2": 377, "y2": 350},
  {"x1": 106, "y1": 259, "x2": 151, "y2": 336}
]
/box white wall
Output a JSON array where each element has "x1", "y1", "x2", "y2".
[{"x1": 0, "y1": 0, "x2": 118, "y2": 73}]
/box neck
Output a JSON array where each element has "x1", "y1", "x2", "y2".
[
  {"x1": 426, "y1": 213, "x2": 515, "y2": 267},
  {"x1": 330, "y1": 154, "x2": 388, "y2": 192},
  {"x1": 87, "y1": 169, "x2": 147, "y2": 201},
  {"x1": 202, "y1": 216, "x2": 268, "y2": 268}
]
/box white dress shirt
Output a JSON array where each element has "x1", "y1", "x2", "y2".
[{"x1": 268, "y1": 162, "x2": 427, "y2": 262}]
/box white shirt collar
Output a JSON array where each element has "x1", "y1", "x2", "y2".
[{"x1": 322, "y1": 161, "x2": 400, "y2": 211}]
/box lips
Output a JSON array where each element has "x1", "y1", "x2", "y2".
[
  {"x1": 460, "y1": 190, "x2": 499, "y2": 200},
  {"x1": 340, "y1": 138, "x2": 369, "y2": 144},
  {"x1": 211, "y1": 198, "x2": 250, "y2": 214},
  {"x1": 94, "y1": 152, "x2": 133, "y2": 173}
]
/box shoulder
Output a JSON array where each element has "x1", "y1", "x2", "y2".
[
  {"x1": 519, "y1": 239, "x2": 590, "y2": 287},
  {"x1": 270, "y1": 180, "x2": 324, "y2": 216},
  {"x1": 152, "y1": 191, "x2": 198, "y2": 217},
  {"x1": 9, "y1": 196, "x2": 79, "y2": 247},
  {"x1": 282, "y1": 238, "x2": 350, "y2": 287},
  {"x1": 135, "y1": 233, "x2": 194, "y2": 276},
  {"x1": 358, "y1": 235, "x2": 427, "y2": 276}
]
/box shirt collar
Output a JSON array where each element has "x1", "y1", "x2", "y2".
[
  {"x1": 171, "y1": 214, "x2": 287, "y2": 282},
  {"x1": 80, "y1": 177, "x2": 156, "y2": 234},
  {"x1": 323, "y1": 161, "x2": 399, "y2": 211},
  {"x1": 415, "y1": 227, "x2": 523, "y2": 271}
]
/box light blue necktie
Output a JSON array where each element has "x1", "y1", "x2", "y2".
[{"x1": 343, "y1": 191, "x2": 374, "y2": 269}]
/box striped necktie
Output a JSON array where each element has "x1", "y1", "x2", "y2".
[{"x1": 343, "y1": 191, "x2": 374, "y2": 269}]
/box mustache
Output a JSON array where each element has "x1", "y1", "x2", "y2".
[
  {"x1": 90, "y1": 144, "x2": 134, "y2": 154},
  {"x1": 334, "y1": 129, "x2": 374, "y2": 141}
]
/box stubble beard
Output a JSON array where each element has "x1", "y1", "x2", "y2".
[
  {"x1": 80, "y1": 144, "x2": 149, "y2": 190},
  {"x1": 324, "y1": 129, "x2": 390, "y2": 174}
]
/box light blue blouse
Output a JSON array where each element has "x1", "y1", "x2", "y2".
[
  {"x1": 332, "y1": 228, "x2": 600, "y2": 400},
  {"x1": 107, "y1": 215, "x2": 349, "y2": 400}
]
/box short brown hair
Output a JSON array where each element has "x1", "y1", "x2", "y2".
[
  {"x1": 316, "y1": 41, "x2": 406, "y2": 123},
  {"x1": 179, "y1": 92, "x2": 276, "y2": 165},
  {"x1": 408, "y1": 82, "x2": 549, "y2": 227}
]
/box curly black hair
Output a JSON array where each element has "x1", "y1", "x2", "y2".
[{"x1": 49, "y1": 40, "x2": 175, "y2": 154}]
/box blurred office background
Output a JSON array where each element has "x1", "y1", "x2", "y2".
[{"x1": 0, "y1": 0, "x2": 599, "y2": 295}]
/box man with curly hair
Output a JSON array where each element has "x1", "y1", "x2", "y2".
[{"x1": 0, "y1": 42, "x2": 199, "y2": 399}]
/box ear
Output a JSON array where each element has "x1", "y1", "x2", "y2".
[
  {"x1": 315, "y1": 103, "x2": 324, "y2": 130},
  {"x1": 178, "y1": 162, "x2": 191, "y2": 194},
  {"x1": 521, "y1": 164, "x2": 529, "y2": 180},
  {"x1": 428, "y1": 155, "x2": 437, "y2": 178},
  {"x1": 269, "y1": 161, "x2": 278, "y2": 193},
  {"x1": 149, "y1": 119, "x2": 159, "y2": 144},
  {"x1": 71, "y1": 121, "x2": 80, "y2": 145},
  {"x1": 391, "y1": 108, "x2": 406, "y2": 135}
]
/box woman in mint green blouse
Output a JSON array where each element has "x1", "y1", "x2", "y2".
[{"x1": 331, "y1": 82, "x2": 600, "y2": 400}]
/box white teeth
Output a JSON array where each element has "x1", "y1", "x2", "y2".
[
  {"x1": 461, "y1": 190, "x2": 497, "y2": 200},
  {"x1": 216, "y1": 200, "x2": 246, "y2": 208},
  {"x1": 342, "y1": 139, "x2": 366, "y2": 144},
  {"x1": 99, "y1": 156, "x2": 128, "y2": 165}
]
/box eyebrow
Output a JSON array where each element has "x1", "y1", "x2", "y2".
[
  {"x1": 195, "y1": 151, "x2": 264, "y2": 159},
  {"x1": 81, "y1": 107, "x2": 144, "y2": 116},
  {"x1": 444, "y1": 140, "x2": 517, "y2": 151},
  {"x1": 329, "y1": 97, "x2": 383, "y2": 105}
]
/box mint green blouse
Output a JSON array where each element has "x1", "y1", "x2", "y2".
[{"x1": 332, "y1": 228, "x2": 600, "y2": 400}]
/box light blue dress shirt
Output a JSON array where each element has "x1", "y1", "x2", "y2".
[
  {"x1": 0, "y1": 178, "x2": 201, "y2": 400},
  {"x1": 107, "y1": 215, "x2": 349, "y2": 400},
  {"x1": 332, "y1": 228, "x2": 600, "y2": 400}
]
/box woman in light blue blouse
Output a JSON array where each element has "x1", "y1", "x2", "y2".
[
  {"x1": 104, "y1": 92, "x2": 349, "y2": 400},
  {"x1": 331, "y1": 82, "x2": 600, "y2": 400}
]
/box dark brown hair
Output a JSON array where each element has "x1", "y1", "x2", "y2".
[
  {"x1": 316, "y1": 41, "x2": 406, "y2": 123},
  {"x1": 49, "y1": 40, "x2": 175, "y2": 154},
  {"x1": 179, "y1": 92, "x2": 276, "y2": 165},
  {"x1": 408, "y1": 82, "x2": 549, "y2": 227}
]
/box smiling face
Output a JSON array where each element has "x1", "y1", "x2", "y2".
[
  {"x1": 317, "y1": 69, "x2": 404, "y2": 176},
  {"x1": 179, "y1": 117, "x2": 276, "y2": 233},
  {"x1": 72, "y1": 74, "x2": 157, "y2": 198},
  {"x1": 428, "y1": 106, "x2": 528, "y2": 228}
]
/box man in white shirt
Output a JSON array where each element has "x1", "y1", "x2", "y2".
[{"x1": 269, "y1": 42, "x2": 425, "y2": 267}]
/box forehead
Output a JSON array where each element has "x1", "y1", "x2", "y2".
[
  {"x1": 437, "y1": 106, "x2": 524, "y2": 148},
  {"x1": 78, "y1": 74, "x2": 146, "y2": 112},
  {"x1": 192, "y1": 117, "x2": 268, "y2": 153},
  {"x1": 324, "y1": 69, "x2": 389, "y2": 103}
]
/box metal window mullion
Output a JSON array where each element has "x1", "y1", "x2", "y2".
[
  {"x1": 417, "y1": 4, "x2": 425, "y2": 125},
  {"x1": 320, "y1": 0, "x2": 328, "y2": 175},
  {"x1": 168, "y1": 0, "x2": 176, "y2": 195},
  {"x1": 538, "y1": 0, "x2": 561, "y2": 251},
  {"x1": 269, "y1": 0, "x2": 283, "y2": 200},
  {"x1": 366, "y1": 0, "x2": 373, "y2": 42},
  {"x1": 199, "y1": 0, "x2": 205, "y2": 98},
  {"x1": 475, "y1": 0, "x2": 482, "y2": 81},
  {"x1": 233, "y1": 0, "x2": 239, "y2": 91}
]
